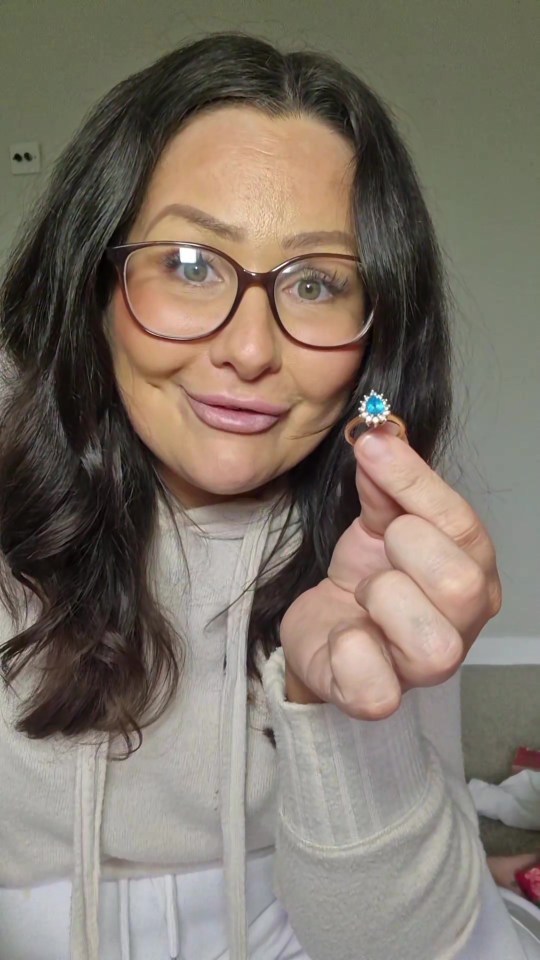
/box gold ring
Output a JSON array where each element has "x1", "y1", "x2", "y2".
[{"x1": 344, "y1": 390, "x2": 407, "y2": 445}]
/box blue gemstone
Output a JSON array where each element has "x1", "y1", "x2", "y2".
[{"x1": 366, "y1": 394, "x2": 386, "y2": 416}]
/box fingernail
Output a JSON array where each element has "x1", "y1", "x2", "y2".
[{"x1": 359, "y1": 431, "x2": 394, "y2": 461}]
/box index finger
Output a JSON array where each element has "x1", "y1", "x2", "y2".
[{"x1": 354, "y1": 431, "x2": 494, "y2": 567}]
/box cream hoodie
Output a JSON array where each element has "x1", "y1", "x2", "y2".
[{"x1": 0, "y1": 493, "x2": 495, "y2": 959}]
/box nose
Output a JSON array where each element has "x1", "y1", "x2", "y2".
[{"x1": 208, "y1": 285, "x2": 281, "y2": 380}]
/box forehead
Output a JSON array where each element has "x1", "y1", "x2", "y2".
[{"x1": 136, "y1": 106, "x2": 356, "y2": 244}]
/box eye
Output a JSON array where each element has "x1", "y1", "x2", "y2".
[
  {"x1": 182, "y1": 260, "x2": 211, "y2": 283},
  {"x1": 297, "y1": 274, "x2": 327, "y2": 301},
  {"x1": 162, "y1": 250, "x2": 222, "y2": 285},
  {"x1": 287, "y1": 268, "x2": 349, "y2": 302}
]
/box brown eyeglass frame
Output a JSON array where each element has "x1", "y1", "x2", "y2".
[{"x1": 105, "y1": 241, "x2": 374, "y2": 349}]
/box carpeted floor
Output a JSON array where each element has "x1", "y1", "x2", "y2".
[{"x1": 461, "y1": 665, "x2": 540, "y2": 855}]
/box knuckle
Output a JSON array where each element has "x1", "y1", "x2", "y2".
[
  {"x1": 427, "y1": 638, "x2": 463, "y2": 676},
  {"x1": 384, "y1": 512, "x2": 418, "y2": 546},
  {"x1": 392, "y1": 468, "x2": 427, "y2": 500},
  {"x1": 408, "y1": 635, "x2": 462, "y2": 682},
  {"x1": 344, "y1": 683, "x2": 402, "y2": 721},
  {"x1": 328, "y1": 621, "x2": 362, "y2": 651},
  {"x1": 361, "y1": 568, "x2": 409, "y2": 606},
  {"x1": 360, "y1": 698, "x2": 402, "y2": 721},
  {"x1": 446, "y1": 507, "x2": 492, "y2": 555},
  {"x1": 439, "y1": 562, "x2": 487, "y2": 610},
  {"x1": 327, "y1": 625, "x2": 403, "y2": 719},
  {"x1": 452, "y1": 513, "x2": 485, "y2": 551},
  {"x1": 411, "y1": 611, "x2": 448, "y2": 655},
  {"x1": 327, "y1": 623, "x2": 367, "y2": 675},
  {"x1": 487, "y1": 575, "x2": 503, "y2": 617},
  {"x1": 408, "y1": 612, "x2": 463, "y2": 671}
]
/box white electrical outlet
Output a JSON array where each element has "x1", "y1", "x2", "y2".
[{"x1": 9, "y1": 142, "x2": 41, "y2": 175}]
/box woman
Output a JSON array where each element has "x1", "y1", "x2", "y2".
[{"x1": 0, "y1": 32, "x2": 526, "y2": 960}]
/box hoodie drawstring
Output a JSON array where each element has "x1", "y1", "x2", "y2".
[
  {"x1": 71, "y1": 752, "x2": 181, "y2": 960},
  {"x1": 165, "y1": 874, "x2": 180, "y2": 958},
  {"x1": 71, "y1": 738, "x2": 108, "y2": 960},
  {"x1": 119, "y1": 879, "x2": 130, "y2": 960},
  {"x1": 69, "y1": 509, "x2": 275, "y2": 960},
  {"x1": 219, "y1": 516, "x2": 273, "y2": 960}
]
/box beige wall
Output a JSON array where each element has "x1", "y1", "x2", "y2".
[{"x1": 1, "y1": 0, "x2": 538, "y2": 660}]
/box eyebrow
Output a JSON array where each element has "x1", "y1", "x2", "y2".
[{"x1": 143, "y1": 203, "x2": 356, "y2": 252}]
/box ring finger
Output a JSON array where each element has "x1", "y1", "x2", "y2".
[{"x1": 355, "y1": 569, "x2": 463, "y2": 687}]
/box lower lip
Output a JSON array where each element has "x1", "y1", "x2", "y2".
[{"x1": 185, "y1": 395, "x2": 282, "y2": 434}]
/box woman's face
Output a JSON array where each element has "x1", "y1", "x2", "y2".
[{"x1": 109, "y1": 106, "x2": 365, "y2": 507}]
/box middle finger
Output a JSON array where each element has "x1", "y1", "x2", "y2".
[{"x1": 382, "y1": 513, "x2": 498, "y2": 636}]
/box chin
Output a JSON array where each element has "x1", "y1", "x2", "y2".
[
  {"x1": 193, "y1": 470, "x2": 270, "y2": 498},
  {"x1": 162, "y1": 457, "x2": 279, "y2": 505},
  {"x1": 193, "y1": 448, "x2": 280, "y2": 495}
]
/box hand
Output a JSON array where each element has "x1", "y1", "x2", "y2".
[
  {"x1": 487, "y1": 854, "x2": 540, "y2": 895},
  {"x1": 281, "y1": 423, "x2": 502, "y2": 718}
]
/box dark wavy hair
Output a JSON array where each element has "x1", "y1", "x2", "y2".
[{"x1": 0, "y1": 33, "x2": 451, "y2": 749}]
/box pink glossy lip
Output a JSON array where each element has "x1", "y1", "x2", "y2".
[
  {"x1": 186, "y1": 392, "x2": 290, "y2": 416},
  {"x1": 183, "y1": 391, "x2": 288, "y2": 435}
]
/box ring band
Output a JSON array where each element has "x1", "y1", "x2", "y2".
[{"x1": 344, "y1": 390, "x2": 408, "y2": 445}]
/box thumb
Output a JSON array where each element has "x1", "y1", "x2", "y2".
[
  {"x1": 327, "y1": 421, "x2": 403, "y2": 592},
  {"x1": 326, "y1": 422, "x2": 409, "y2": 594},
  {"x1": 354, "y1": 421, "x2": 407, "y2": 538}
]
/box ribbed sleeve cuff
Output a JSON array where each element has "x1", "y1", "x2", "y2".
[{"x1": 262, "y1": 647, "x2": 431, "y2": 846}]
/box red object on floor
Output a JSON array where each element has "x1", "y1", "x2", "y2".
[
  {"x1": 512, "y1": 747, "x2": 540, "y2": 775},
  {"x1": 515, "y1": 866, "x2": 540, "y2": 906}
]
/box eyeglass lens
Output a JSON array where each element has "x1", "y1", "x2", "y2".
[{"x1": 124, "y1": 244, "x2": 369, "y2": 347}]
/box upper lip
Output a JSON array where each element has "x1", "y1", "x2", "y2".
[{"x1": 185, "y1": 391, "x2": 290, "y2": 416}]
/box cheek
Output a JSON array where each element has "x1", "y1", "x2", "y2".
[
  {"x1": 109, "y1": 288, "x2": 173, "y2": 384},
  {"x1": 107, "y1": 290, "x2": 191, "y2": 456},
  {"x1": 293, "y1": 346, "x2": 364, "y2": 411}
]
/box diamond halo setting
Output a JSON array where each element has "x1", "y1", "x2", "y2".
[
  {"x1": 358, "y1": 390, "x2": 391, "y2": 426},
  {"x1": 344, "y1": 389, "x2": 407, "y2": 445}
]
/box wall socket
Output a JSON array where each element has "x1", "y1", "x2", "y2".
[{"x1": 10, "y1": 142, "x2": 41, "y2": 175}]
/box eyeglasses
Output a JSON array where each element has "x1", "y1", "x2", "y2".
[{"x1": 106, "y1": 242, "x2": 374, "y2": 349}]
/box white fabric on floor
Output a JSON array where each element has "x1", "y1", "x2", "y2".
[{"x1": 469, "y1": 771, "x2": 540, "y2": 830}]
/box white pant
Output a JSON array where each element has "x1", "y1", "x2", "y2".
[
  {"x1": 0, "y1": 852, "x2": 307, "y2": 960},
  {"x1": 0, "y1": 853, "x2": 536, "y2": 959}
]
